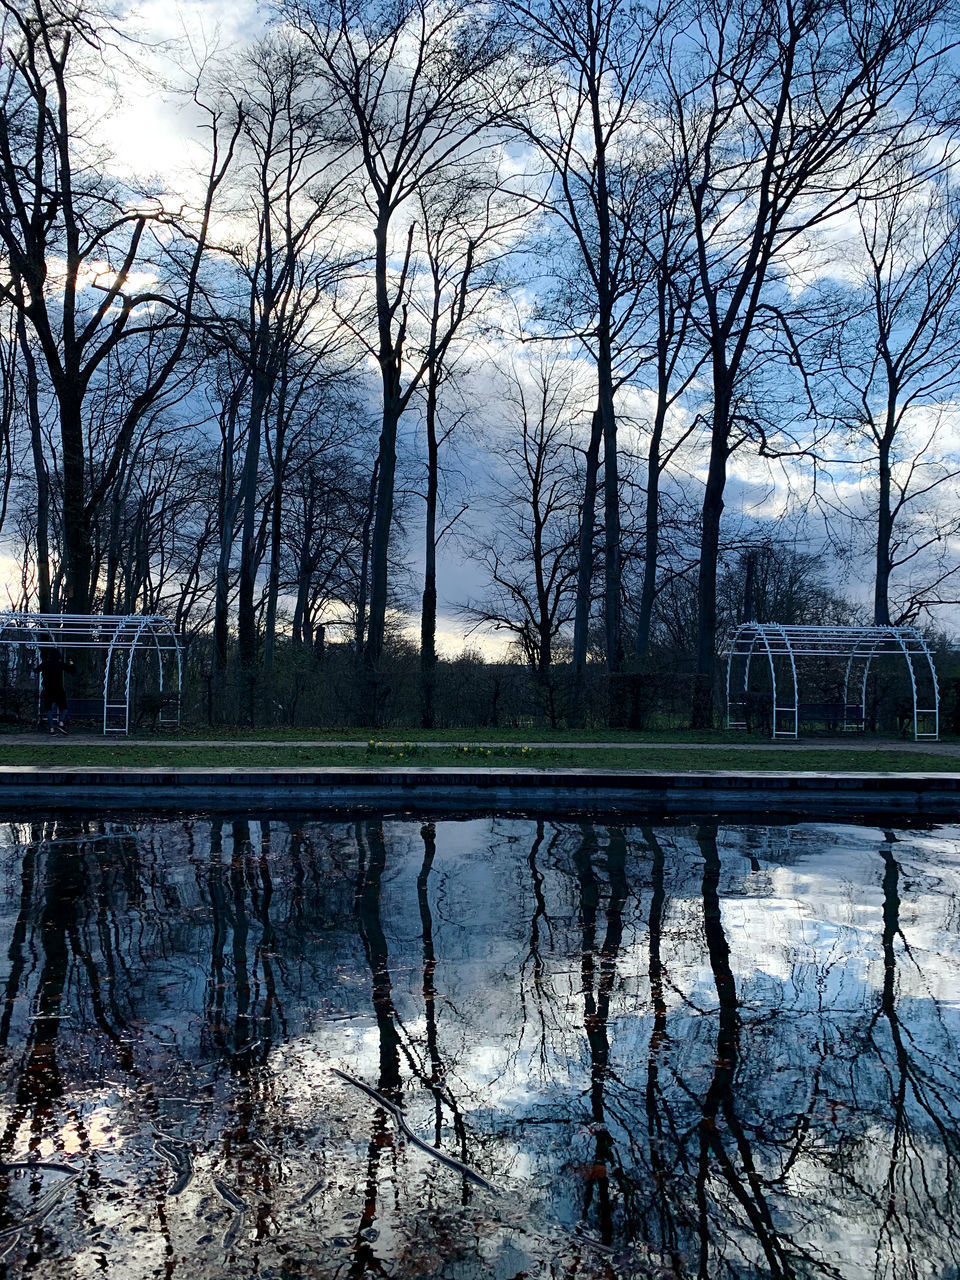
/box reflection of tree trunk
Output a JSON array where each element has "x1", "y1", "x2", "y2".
[
  {"x1": 348, "y1": 821, "x2": 402, "y2": 1279},
  {"x1": 15, "y1": 834, "x2": 79, "y2": 1109},
  {"x1": 874, "y1": 836, "x2": 910, "y2": 1250},
  {"x1": 642, "y1": 828, "x2": 682, "y2": 1268},
  {"x1": 355, "y1": 822, "x2": 401, "y2": 1095},
  {"x1": 0, "y1": 836, "x2": 38, "y2": 1048},
  {"x1": 417, "y1": 825, "x2": 442, "y2": 1113},
  {"x1": 868, "y1": 833, "x2": 959, "y2": 1260},
  {"x1": 520, "y1": 820, "x2": 555, "y2": 1072},
  {"x1": 6, "y1": 826, "x2": 135, "y2": 1138},
  {"x1": 231, "y1": 820, "x2": 252, "y2": 1061},
  {"x1": 346, "y1": 1104, "x2": 393, "y2": 1280},
  {"x1": 255, "y1": 820, "x2": 285, "y2": 1048},
  {"x1": 417, "y1": 823, "x2": 471, "y2": 1177},
  {"x1": 207, "y1": 820, "x2": 229, "y2": 1058},
  {"x1": 695, "y1": 826, "x2": 788, "y2": 1279},
  {"x1": 573, "y1": 826, "x2": 629, "y2": 1245}
]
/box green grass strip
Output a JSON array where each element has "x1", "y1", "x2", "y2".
[{"x1": 0, "y1": 743, "x2": 955, "y2": 771}]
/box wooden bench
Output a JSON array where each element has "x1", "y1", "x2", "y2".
[
  {"x1": 61, "y1": 697, "x2": 126, "y2": 730},
  {"x1": 797, "y1": 702, "x2": 863, "y2": 731}
]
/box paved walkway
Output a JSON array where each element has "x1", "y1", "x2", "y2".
[{"x1": 2, "y1": 733, "x2": 958, "y2": 754}]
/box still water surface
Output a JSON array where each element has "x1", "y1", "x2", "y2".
[{"x1": 0, "y1": 815, "x2": 957, "y2": 1278}]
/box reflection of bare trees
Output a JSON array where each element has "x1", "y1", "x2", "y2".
[
  {"x1": 344, "y1": 820, "x2": 490, "y2": 1275},
  {"x1": 863, "y1": 834, "x2": 960, "y2": 1274},
  {"x1": 0, "y1": 817, "x2": 959, "y2": 1276},
  {"x1": 572, "y1": 825, "x2": 632, "y2": 1245},
  {"x1": 693, "y1": 825, "x2": 808, "y2": 1280},
  {"x1": 641, "y1": 826, "x2": 684, "y2": 1273}
]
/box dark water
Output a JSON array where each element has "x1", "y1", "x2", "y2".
[{"x1": 0, "y1": 816, "x2": 958, "y2": 1279}]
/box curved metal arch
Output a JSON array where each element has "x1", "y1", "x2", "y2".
[
  {"x1": 0, "y1": 612, "x2": 182, "y2": 736},
  {"x1": 915, "y1": 628, "x2": 940, "y2": 739},
  {"x1": 104, "y1": 616, "x2": 146, "y2": 735},
  {"x1": 769, "y1": 623, "x2": 798, "y2": 739},
  {"x1": 103, "y1": 615, "x2": 183, "y2": 735},
  {"x1": 100, "y1": 616, "x2": 180, "y2": 735},
  {"x1": 726, "y1": 625, "x2": 764, "y2": 729},
  {"x1": 753, "y1": 627, "x2": 780, "y2": 740},
  {"x1": 0, "y1": 618, "x2": 39, "y2": 723},
  {"x1": 142, "y1": 617, "x2": 182, "y2": 730},
  {"x1": 0, "y1": 613, "x2": 57, "y2": 651},
  {"x1": 889, "y1": 626, "x2": 939, "y2": 740},
  {"x1": 724, "y1": 623, "x2": 798, "y2": 739},
  {"x1": 842, "y1": 631, "x2": 887, "y2": 730},
  {"x1": 889, "y1": 629, "x2": 921, "y2": 740},
  {"x1": 1, "y1": 614, "x2": 68, "y2": 726},
  {"x1": 723, "y1": 623, "x2": 940, "y2": 742}
]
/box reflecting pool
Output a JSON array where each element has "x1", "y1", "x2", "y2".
[{"x1": 0, "y1": 815, "x2": 958, "y2": 1278}]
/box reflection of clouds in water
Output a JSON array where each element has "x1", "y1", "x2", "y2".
[{"x1": 0, "y1": 817, "x2": 957, "y2": 1276}]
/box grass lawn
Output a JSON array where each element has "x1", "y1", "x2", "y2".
[
  {"x1": 170, "y1": 725, "x2": 725, "y2": 744},
  {"x1": 0, "y1": 741, "x2": 955, "y2": 771}
]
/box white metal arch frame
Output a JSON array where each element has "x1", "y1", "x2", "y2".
[
  {"x1": 0, "y1": 612, "x2": 182, "y2": 735},
  {"x1": 723, "y1": 624, "x2": 939, "y2": 741}
]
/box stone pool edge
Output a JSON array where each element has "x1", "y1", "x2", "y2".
[{"x1": 0, "y1": 766, "x2": 959, "y2": 816}]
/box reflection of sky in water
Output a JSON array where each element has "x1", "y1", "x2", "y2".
[{"x1": 0, "y1": 816, "x2": 957, "y2": 1278}]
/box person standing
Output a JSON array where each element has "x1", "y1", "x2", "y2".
[{"x1": 34, "y1": 646, "x2": 75, "y2": 734}]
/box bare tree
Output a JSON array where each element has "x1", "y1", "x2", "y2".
[
  {"x1": 282, "y1": 440, "x2": 371, "y2": 646},
  {"x1": 460, "y1": 358, "x2": 583, "y2": 723},
  {"x1": 833, "y1": 177, "x2": 960, "y2": 625},
  {"x1": 629, "y1": 147, "x2": 705, "y2": 659},
  {"x1": 207, "y1": 33, "x2": 353, "y2": 675},
  {"x1": 286, "y1": 0, "x2": 511, "y2": 708},
  {"x1": 0, "y1": 0, "x2": 239, "y2": 611},
  {"x1": 659, "y1": 0, "x2": 960, "y2": 723},
  {"x1": 413, "y1": 169, "x2": 522, "y2": 727},
  {"x1": 507, "y1": 0, "x2": 664, "y2": 679}
]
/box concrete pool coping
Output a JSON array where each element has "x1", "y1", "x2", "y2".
[{"x1": 1, "y1": 765, "x2": 960, "y2": 816}]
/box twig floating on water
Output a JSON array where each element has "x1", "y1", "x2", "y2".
[{"x1": 330, "y1": 1067, "x2": 497, "y2": 1192}]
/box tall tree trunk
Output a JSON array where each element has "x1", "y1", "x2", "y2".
[
  {"x1": 588, "y1": 72, "x2": 621, "y2": 677},
  {"x1": 355, "y1": 457, "x2": 379, "y2": 662},
  {"x1": 635, "y1": 379, "x2": 669, "y2": 660},
  {"x1": 59, "y1": 390, "x2": 90, "y2": 611},
  {"x1": 573, "y1": 407, "x2": 603, "y2": 676},
  {"x1": 263, "y1": 451, "x2": 285, "y2": 673},
  {"x1": 420, "y1": 378, "x2": 440, "y2": 728},
  {"x1": 236, "y1": 391, "x2": 267, "y2": 675},
  {"x1": 364, "y1": 214, "x2": 404, "y2": 685},
  {"x1": 102, "y1": 491, "x2": 122, "y2": 616},
  {"x1": 214, "y1": 450, "x2": 235, "y2": 675},
  {"x1": 742, "y1": 549, "x2": 757, "y2": 623},
  {"x1": 694, "y1": 373, "x2": 731, "y2": 728},
  {"x1": 365, "y1": 407, "x2": 400, "y2": 673},
  {"x1": 292, "y1": 480, "x2": 315, "y2": 646},
  {"x1": 599, "y1": 345, "x2": 621, "y2": 674},
  {"x1": 874, "y1": 425, "x2": 894, "y2": 626},
  {"x1": 17, "y1": 315, "x2": 51, "y2": 611},
  {"x1": 214, "y1": 529, "x2": 232, "y2": 675}
]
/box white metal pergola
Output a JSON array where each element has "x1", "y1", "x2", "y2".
[
  {"x1": 0, "y1": 613, "x2": 182, "y2": 735},
  {"x1": 723, "y1": 623, "x2": 939, "y2": 741}
]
